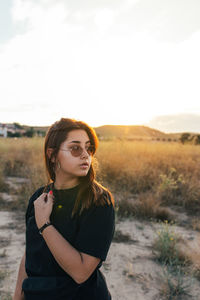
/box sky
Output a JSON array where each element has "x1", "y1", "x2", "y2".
[{"x1": 0, "y1": 0, "x2": 200, "y2": 131}]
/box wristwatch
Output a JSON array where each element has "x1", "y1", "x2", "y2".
[{"x1": 38, "y1": 221, "x2": 52, "y2": 235}]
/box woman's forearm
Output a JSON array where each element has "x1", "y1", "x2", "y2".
[
  {"x1": 34, "y1": 193, "x2": 99, "y2": 284},
  {"x1": 13, "y1": 251, "x2": 27, "y2": 300},
  {"x1": 42, "y1": 225, "x2": 85, "y2": 284}
]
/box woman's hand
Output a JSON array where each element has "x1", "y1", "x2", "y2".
[{"x1": 34, "y1": 191, "x2": 54, "y2": 229}]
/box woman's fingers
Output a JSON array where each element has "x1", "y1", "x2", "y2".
[
  {"x1": 34, "y1": 192, "x2": 54, "y2": 207},
  {"x1": 34, "y1": 191, "x2": 54, "y2": 228},
  {"x1": 47, "y1": 190, "x2": 55, "y2": 204}
]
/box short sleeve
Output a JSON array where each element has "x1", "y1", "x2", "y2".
[{"x1": 74, "y1": 202, "x2": 115, "y2": 261}]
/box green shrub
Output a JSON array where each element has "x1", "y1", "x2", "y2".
[
  {"x1": 157, "y1": 168, "x2": 185, "y2": 205},
  {"x1": 160, "y1": 263, "x2": 192, "y2": 299},
  {"x1": 152, "y1": 221, "x2": 183, "y2": 265}
]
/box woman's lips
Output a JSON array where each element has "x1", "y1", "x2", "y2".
[{"x1": 80, "y1": 163, "x2": 89, "y2": 168}]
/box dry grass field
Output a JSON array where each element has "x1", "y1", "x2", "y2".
[
  {"x1": 0, "y1": 137, "x2": 200, "y2": 299},
  {"x1": 1, "y1": 137, "x2": 200, "y2": 212}
]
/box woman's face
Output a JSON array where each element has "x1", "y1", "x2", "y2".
[{"x1": 55, "y1": 129, "x2": 93, "y2": 179}]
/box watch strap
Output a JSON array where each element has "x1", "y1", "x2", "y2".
[{"x1": 38, "y1": 221, "x2": 52, "y2": 235}]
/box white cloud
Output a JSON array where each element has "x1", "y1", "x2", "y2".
[
  {"x1": 94, "y1": 8, "x2": 116, "y2": 31},
  {"x1": 0, "y1": 0, "x2": 200, "y2": 127}
]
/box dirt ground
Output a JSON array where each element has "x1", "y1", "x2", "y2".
[{"x1": 0, "y1": 177, "x2": 200, "y2": 300}]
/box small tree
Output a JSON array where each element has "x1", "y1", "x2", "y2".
[
  {"x1": 25, "y1": 127, "x2": 35, "y2": 137},
  {"x1": 180, "y1": 133, "x2": 190, "y2": 144},
  {"x1": 14, "y1": 122, "x2": 23, "y2": 129},
  {"x1": 193, "y1": 135, "x2": 200, "y2": 145},
  {"x1": 7, "y1": 131, "x2": 22, "y2": 138}
]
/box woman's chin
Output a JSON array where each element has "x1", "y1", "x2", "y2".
[{"x1": 78, "y1": 169, "x2": 89, "y2": 177}]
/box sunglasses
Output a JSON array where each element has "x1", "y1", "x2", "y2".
[{"x1": 59, "y1": 145, "x2": 95, "y2": 157}]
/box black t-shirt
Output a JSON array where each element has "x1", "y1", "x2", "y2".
[{"x1": 23, "y1": 184, "x2": 115, "y2": 300}]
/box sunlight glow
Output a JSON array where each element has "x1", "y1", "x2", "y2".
[{"x1": 0, "y1": 0, "x2": 200, "y2": 130}]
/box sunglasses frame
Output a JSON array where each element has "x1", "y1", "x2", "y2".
[{"x1": 59, "y1": 144, "x2": 95, "y2": 157}]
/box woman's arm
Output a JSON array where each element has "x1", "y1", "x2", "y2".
[
  {"x1": 42, "y1": 225, "x2": 100, "y2": 284},
  {"x1": 13, "y1": 251, "x2": 28, "y2": 300},
  {"x1": 34, "y1": 192, "x2": 100, "y2": 284}
]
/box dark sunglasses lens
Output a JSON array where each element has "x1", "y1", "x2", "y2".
[
  {"x1": 71, "y1": 145, "x2": 95, "y2": 156},
  {"x1": 71, "y1": 146, "x2": 82, "y2": 157}
]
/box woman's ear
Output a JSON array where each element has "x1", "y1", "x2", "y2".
[{"x1": 47, "y1": 148, "x2": 55, "y2": 162}]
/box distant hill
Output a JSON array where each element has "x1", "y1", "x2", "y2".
[
  {"x1": 26, "y1": 124, "x2": 186, "y2": 140},
  {"x1": 28, "y1": 124, "x2": 168, "y2": 139},
  {"x1": 94, "y1": 125, "x2": 179, "y2": 140},
  {"x1": 29, "y1": 124, "x2": 180, "y2": 140},
  {"x1": 1, "y1": 122, "x2": 193, "y2": 141}
]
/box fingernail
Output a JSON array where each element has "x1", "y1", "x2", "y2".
[{"x1": 49, "y1": 190, "x2": 53, "y2": 195}]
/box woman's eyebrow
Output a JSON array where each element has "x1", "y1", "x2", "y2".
[{"x1": 69, "y1": 140, "x2": 91, "y2": 144}]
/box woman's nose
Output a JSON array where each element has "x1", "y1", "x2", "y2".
[{"x1": 80, "y1": 148, "x2": 89, "y2": 158}]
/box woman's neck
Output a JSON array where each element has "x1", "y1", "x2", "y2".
[{"x1": 53, "y1": 178, "x2": 80, "y2": 190}]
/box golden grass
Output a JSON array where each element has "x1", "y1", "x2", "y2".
[
  {"x1": 97, "y1": 140, "x2": 200, "y2": 187},
  {"x1": 117, "y1": 192, "x2": 175, "y2": 221},
  {"x1": 0, "y1": 138, "x2": 46, "y2": 209},
  {"x1": 0, "y1": 138, "x2": 200, "y2": 216},
  {"x1": 0, "y1": 137, "x2": 44, "y2": 176},
  {"x1": 96, "y1": 140, "x2": 200, "y2": 217}
]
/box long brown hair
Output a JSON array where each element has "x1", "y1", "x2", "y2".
[{"x1": 44, "y1": 118, "x2": 114, "y2": 217}]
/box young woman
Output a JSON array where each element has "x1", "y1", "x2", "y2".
[{"x1": 13, "y1": 118, "x2": 115, "y2": 300}]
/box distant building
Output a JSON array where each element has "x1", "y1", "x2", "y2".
[
  {"x1": 0, "y1": 123, "x2": 26, "y2": 137},
  {"x1": 6, "y1": 124, "x2": 16, "y2": 135},
  {"x1": 0, "y1": 124, "x2": 7, "y2": 137}
]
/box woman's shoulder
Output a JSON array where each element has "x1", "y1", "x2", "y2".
[
  {"x1": 93, "y1": 181, "x2": 115, "y2": 208},
  {"x1": 81, "y1": 187, "x2": 115, "y2": 225},
  {"x1": 101, "y1": 189, "x2": 114, "y2": 206}
]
